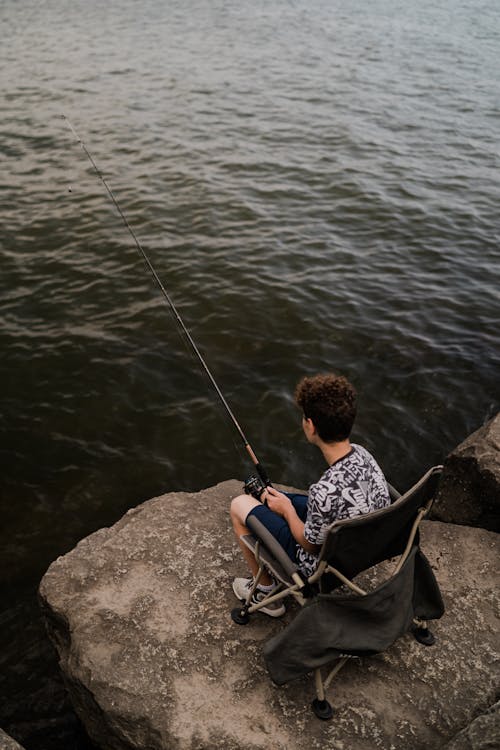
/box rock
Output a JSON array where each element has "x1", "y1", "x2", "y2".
[
  {"x1": 432, "y1": 414, "x2": 500, "y2": 532},
  {"x1": 441, "y1": 701, "x2": 500, "y2": 750},
  {"x1": 0, "y1": 728, "x2": 27, "y2": 750},
  {"x1": 39, "y1": 481, "x2": 499, "y2": 750}
]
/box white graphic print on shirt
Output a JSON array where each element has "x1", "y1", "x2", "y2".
[{"x1": 296, "y1": 444, "x2": 390, "y2": 577}]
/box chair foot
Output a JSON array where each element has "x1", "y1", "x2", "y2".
[
  {"x1": 412, "y1": 624, "x2": 436, "y2": 646},
  {"x1": 312, "y1": 698, "x2": 334, "y2": 720},
  {"x1": 231, "y1": 606, "x2": 250, "y2": 625}
]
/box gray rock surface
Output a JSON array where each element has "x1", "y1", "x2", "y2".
[
  {"x1": 39, "y1": 480, "x2": 499, "y2": 750},
  {"x1": 0, "y1": 729, "x2": 27, "y2": 750},
  {"x1": 432, "y1": 414, "x2": 500, "y2": 532},
  {"x1": 441, "y1": 701, "x2": 500, "y2": 750}
]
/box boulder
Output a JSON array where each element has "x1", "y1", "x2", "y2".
[
  {"x1": 0, "y1": 729, "x2": 27, "y2": 750},
  {"x1": 441, "y1": 701, "x2": 500, "y2": 750},
  {"x1": 39, "y1": 480, "x2": 499, "y2": 750},
  {"x1": 432, "y1": 414, "x2": 500, "y2": 532}
]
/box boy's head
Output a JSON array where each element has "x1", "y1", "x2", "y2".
[{"x1": 294, "y1": 373, "x2": 357, "y2": 443}]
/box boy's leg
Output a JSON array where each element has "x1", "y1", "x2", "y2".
[
  {"x1": 230, "y1": 494, "x2": 273, "y2": 585},
  {"x1": 231, "y1": 493, "x2": 303, "y2": 582}
]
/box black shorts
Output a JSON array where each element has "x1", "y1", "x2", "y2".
[{"x1": 246, "y1": 493, "x2": 308, "y2": 562}]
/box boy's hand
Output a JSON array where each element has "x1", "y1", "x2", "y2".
[{"x1": 262, "y1": 486, "x2": 292, "y2": 517}]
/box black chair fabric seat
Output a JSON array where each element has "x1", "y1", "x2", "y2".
[{"x1": 263, "y1": 544, "x2": 444, "y2": 684}]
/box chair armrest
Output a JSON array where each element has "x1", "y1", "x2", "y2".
[{"x1": 246, "y1": 514, "x2": 303, "y2": 582}]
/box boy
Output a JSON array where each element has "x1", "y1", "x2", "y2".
[{"x1": 230, "y1": 373, "x2": 390, "y2": 616}]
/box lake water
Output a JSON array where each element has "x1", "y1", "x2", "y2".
[{"x1": 1, "y1": 1, "x2": 499, "y2": 747}]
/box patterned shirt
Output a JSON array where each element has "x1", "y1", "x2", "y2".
[{"x1": 296, "y1": 444, "x2": 390, "y2": 577}]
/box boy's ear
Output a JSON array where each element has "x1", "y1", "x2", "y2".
[{"x1": 304, "y1": 416, "x2": 317, "y2": 437}]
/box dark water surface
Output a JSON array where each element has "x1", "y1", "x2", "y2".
[{"x1": 1, "y1": 0, "x2": 499, "y2": 747}]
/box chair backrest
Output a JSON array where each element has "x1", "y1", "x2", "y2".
[{"x1": 319, "y1": 466, "x2": 442, "y2": 581}]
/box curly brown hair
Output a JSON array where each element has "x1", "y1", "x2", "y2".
[{"x1": 294, "y1": 373, "x2": 357, "y2": 442}]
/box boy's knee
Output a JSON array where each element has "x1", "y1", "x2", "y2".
[
  {"x1": 230, "y1": 494, "x2": 259, "y2": 524},
  {"x1": 230, "y1": 494, "x2": 248, "y2": 518}
]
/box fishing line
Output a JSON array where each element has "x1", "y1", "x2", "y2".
[{"x1": 62, "y1": 115, "x2": 271, "y2": 486}]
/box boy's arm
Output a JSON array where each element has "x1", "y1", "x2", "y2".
[
  {"x1": 263, "y1": 487, "x2": 321, "y2": 554},
  {"x1": 284, "y1": 505, "x2": 320, "y2": 553}
]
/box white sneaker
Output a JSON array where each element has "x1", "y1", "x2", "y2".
[{"x1": 232, "y1": 577, "x2": 286, "y2": 618}]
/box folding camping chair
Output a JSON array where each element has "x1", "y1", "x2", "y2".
[{"x1": 231, "y1": 466, "x2": 445, "y2": 719}]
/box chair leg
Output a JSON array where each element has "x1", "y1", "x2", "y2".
[
  {"x1": 411, "y1": 618, "x2": 436, "y2": 646},
  {"x1": 230, "y1": 566, "x2": 264, "y2": 625},
  {"x1": 230, "y1": 605, "x2": 250, "y2": 624},
  {"x1": 311, "y1": 668, "x2": 334, "y2": 720}
]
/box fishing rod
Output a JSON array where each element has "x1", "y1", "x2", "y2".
[{"x1": 62, "y1": 114, "x2": 271, "y2": 491}]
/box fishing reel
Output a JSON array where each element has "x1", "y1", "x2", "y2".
[{"x1": 243, "y1": 475, "x2": 267, "y2": 501}]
